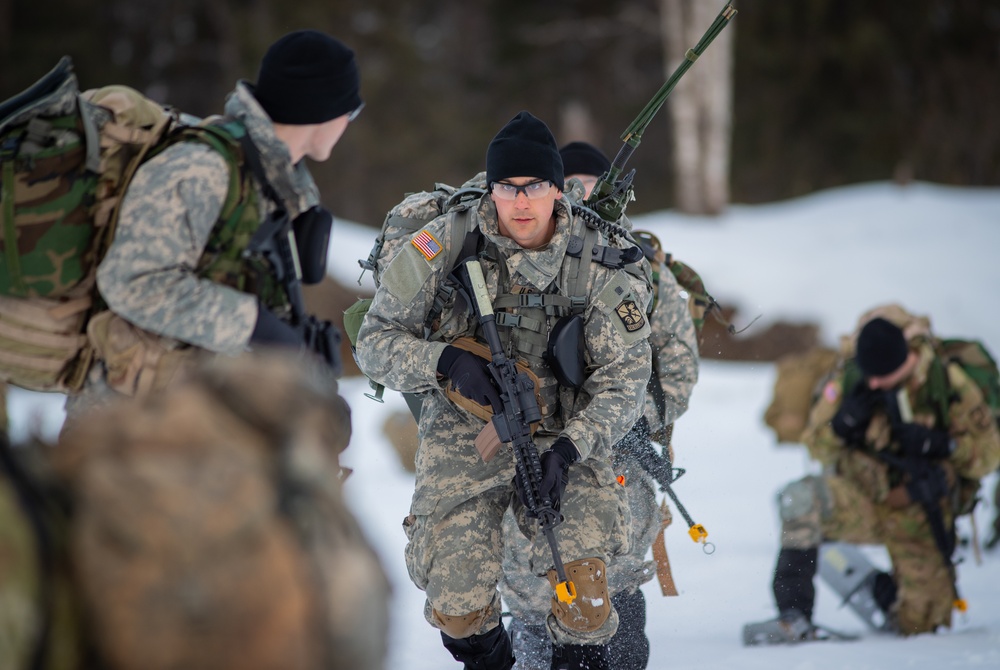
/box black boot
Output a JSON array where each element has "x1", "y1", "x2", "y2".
[
  {"x1": 441, "y1": 621, "x2": 515, "y2": 670},
  {"x1": 605, "y1": 589, "x2": 649, "y2": 670},
  {"x1": 772, "y1": 547, "x2": 818, "y2": 622},
  {"x1": 550, "y1": 643, "x2": 610, "y2": 670}
]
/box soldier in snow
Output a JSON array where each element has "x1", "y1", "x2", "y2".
[
  {"x1": 749, "y1": 308, "x2": 1000, "y2": 642},
  {"x1": 501, "y1": 142, "x2": 700, "y2": 670},
  {"x1": 356, "y1": 112, "x2": 653, "y2": 670}
]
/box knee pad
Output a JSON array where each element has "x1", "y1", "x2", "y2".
[
  {"x1": 548, "y1": 557, "x2": 611, "y2": 633},
  {"x1": 777, "y1": 476, "x2": 828, "y2": 549},
  {"x1": 432, "y1": 606, "x2": 491, "y2": 639}
]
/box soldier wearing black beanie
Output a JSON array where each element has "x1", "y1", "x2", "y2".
[
  {"x1": 486, "y1": 111, "x2": 564, "y2": 190},
  {"x1": 559, "y1": 141, "x2": 612, "y2": 180},
  {"x1": 253, "y1": 30, "x2": 363, "y2": 125},
  {"x1": 855, "y1": 317, "x2": 909, "y2": 377}
]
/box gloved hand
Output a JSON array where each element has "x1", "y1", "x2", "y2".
[
  {"x1": 895, "y1": 422, "x2": 953, "y2": 459},
  {"x1": 250, "y1": 302, "x2": 304, "y2": 347},
  {"x1": 301, "y1": 315, "x2": 343, "y2": 377},
  {"x1": 436, "y1": 345, "x2": 502, "y2": 412},
  {"x1": 516, "y1": 436, "x2": 577, "y2": 515},
  {"x1": 830, "y1": 381, "x2": 879, "y2": 445}
]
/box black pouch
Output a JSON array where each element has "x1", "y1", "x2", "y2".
[
  {"x1": 292, "y1": 206, "x2": 334, "y2": 285},
  {"x1": 546, "y1": 314, "x2": 586, "y2": 389}
]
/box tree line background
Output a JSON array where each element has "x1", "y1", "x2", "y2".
[{"x1": 1, "y1": 0, "x2": 997, "y2": 229}]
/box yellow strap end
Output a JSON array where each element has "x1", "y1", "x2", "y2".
[
  {"x1": 688, "y1": 524, "x2": 708, "y2": 544},
  {"x1": 556, "y1": 581, "x2": 577, "y2": 604}
]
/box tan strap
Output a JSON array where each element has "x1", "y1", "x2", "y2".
[
  {"x1": 0, "y1": 317, "x2": 88, "y2": 350},
  {"x1": 653, "y1": 498, "x2": 678, "y2": 596},
  {"x1": 0, "y1": 294, "x2": 89, "y2": 331},
  {"x1": 652, "y1": 527, "x2": 679, "y2": 596},
  {"x1": 98, "y1": 121, "x2": 159, "y2": 146},
  {"x1": 47, "y1": 295, "x2": 93, "y2": 321},
  {"x1": 0, "y1": 348, "x2": 71, "y2": 373}
]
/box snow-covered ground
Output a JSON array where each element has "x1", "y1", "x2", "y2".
[{"x1": 8, "y1": 180, "x2": 1000, "y2": 669}]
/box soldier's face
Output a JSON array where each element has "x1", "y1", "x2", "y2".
[
  {"x1": 567, "y1": 173, "x2": 599, "y2": 198},
  {"x1": 491, "y1": 176, "x2": 562, "y2": 249},
  {"x1": 304, "y1": 115, "x2": 350, "y2": 162},
  {"x1": 867, "y1": 351, "x2": 918, "y2": 390}
]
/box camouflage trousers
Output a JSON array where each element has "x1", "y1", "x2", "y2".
[
  {"x1": 405, "y1": 459, "x2": 629, "y2": 646},
  {"x1": 500, "y1": 449, "x2": 660, "y2": 638},
  {"x1": 778, "y1": 473, "x2": 956, "y2": 634}
]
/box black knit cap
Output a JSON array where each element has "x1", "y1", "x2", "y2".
[
  {"x1": 486, "y1": 111, "x2": 564, "y2": 190},
  {"x1": 856, "y1": 317, "x2": 909, "y2": 377},
  {"x1": 559, "y1": 141, "x2": 611, "y2": 178},
  {"x1": 254, "y1": 30, "x2": 362, "y2": 125}
]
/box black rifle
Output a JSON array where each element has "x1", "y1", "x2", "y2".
[
  {"x1": 459, "y1": 259, "x2": 576, "y2": 604},
  {"x1": 247, "y1": 208, "x2": 343, "y2": 377},
  {"x1": 881, "y1": 390, "x2": 961, "y2": 603},
  {"x1": 628, "y1": 420, "x2": 712, "y2": 552}
]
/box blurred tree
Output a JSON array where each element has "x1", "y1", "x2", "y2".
[
  {"x1": 1, "y1": 0, "x2": 996, "y2": 228},
  {"x1": 662, "y1": 0, "x2": 734, "y2": 215}
]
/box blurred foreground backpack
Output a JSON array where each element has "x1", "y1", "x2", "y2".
[
  {"x1": 0, "y1": 56, "x2": 177, "y2": 392},
  {"x1": 0, "y1": 353, "x2": 390, "y2": 670}
]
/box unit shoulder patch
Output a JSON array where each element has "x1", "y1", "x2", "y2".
[
  {"x1": 615, "y1": 299, "x2": 646, "y2": 333},
  {"x1": 411, "y1": 230, "x2": 443, "y2": 261}
]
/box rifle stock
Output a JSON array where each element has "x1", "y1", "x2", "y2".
[{"x1": 462, "y1": 260, "x2": 576, "y2": 604}]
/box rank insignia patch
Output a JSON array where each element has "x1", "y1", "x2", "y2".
[
  {"x1": 615, "y1": 299, "x2": 646, "y2": 332},
  {"x1": 411, "y1": 230, "x2": 443, "y2": 261}
]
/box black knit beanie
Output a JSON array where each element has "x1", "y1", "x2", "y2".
[
  {"x1": 254, "y1": 30, "x2": 362, "y2": 125},
  {"x1": 559, "y1": 141, "x2": 611, "y2": 178},
  {"x1": 855, "y1": 317, "x2": 909, "y2": 377},
  {"x1": 486, "y1": 111, "x2": 564, "y2": 190}
]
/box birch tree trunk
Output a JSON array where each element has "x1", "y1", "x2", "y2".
[{"x1": 661, "y1": 0, "x2": 734, "y2": 215}]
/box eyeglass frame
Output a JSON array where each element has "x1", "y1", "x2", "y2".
[
  {"x1": 489, "y1": 179, "x2": 555, "y2": 201},
  {"x1": 347, "y1": 101, "x2": 365, "y2": 122}
]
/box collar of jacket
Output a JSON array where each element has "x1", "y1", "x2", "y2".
[
  {"x1": 224, "y1": 81, "x2": 321, "y2": 218},
  {"x1": 475, "y1": 197, "x2": 576, "y2": 291}
]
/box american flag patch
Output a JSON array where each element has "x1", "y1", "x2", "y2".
[{"x1": 411, "y1": 230, "x2": 443, "y2": 261}]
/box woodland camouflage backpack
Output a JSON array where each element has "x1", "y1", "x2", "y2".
[{"x1": 0, "y1": 56, "x2": 177, "y2": 392}]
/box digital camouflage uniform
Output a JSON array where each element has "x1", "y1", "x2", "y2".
[
  {"x1": 501, "y1": 250, "x2": 699, "y2": 668},
  {"x1": 356, "y1": 193, "x2": 653, "y2": 647},
  {"x1": 63, "y1": 81, "x2": 321, "y2": 424},
  {"x1": 782, "y1": 340, "x2": 1000, "y2": 634}
]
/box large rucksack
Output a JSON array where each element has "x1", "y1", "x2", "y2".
[
  {"x1": 0, "y1": 57, "x2": 178, "y2": 392},
  {"x1": 0, "y1": 353, "x2": 389, "y2": 670}
]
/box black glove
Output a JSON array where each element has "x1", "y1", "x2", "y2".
[
  {"x1": 436, "y1": 345, "x2": 502, "y2": 412},
  {"x1": 250, "y1": 302, "x2": 303, "y2": 347},
  {"x1": 538, "y1": 437, "x2": 577, "y2": 512},
  {"x1": 301, "y1": 315, "x2": 343, "y2": 377},
  {"x1": 830, "y1": 381, "x2": 879, "y2": 445},
  {"x1": 895, "y1": 423, "x2": 953, "y2": 459},
  {"x1": 516, "y1": 436, "x2": 578, "y2": 516}
]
